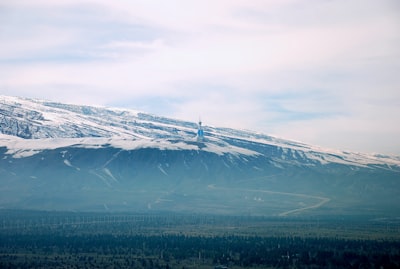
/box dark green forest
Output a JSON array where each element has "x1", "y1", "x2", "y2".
[{"x1": 0, "y1": 211, "x2": 399, "y2": 268}]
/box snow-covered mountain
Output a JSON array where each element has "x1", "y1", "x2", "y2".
[{"x1": 1, "y1": 95, "x2": 399, "y2": 216}]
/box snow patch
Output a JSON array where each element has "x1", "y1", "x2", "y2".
[
  {"x1": 0, "y1": 134, "x2": 260, "y2": 159},
  {"x1": 103, "y1": 168, "x2": 118, "y2": 182},
  {"x1": 64, "y1": 159, "x2": 72, "y2": 167},
  {"x1": 157, "y1": 164, "x2": 168, "y2": 176}
]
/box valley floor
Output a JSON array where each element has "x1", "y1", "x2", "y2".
[{"x1": 0, "y1": 211, "x2": 399, "y2": 268}]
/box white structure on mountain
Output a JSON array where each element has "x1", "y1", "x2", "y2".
[{"x1": 197, "y1": 119, "x2": 204, "y2": 141}]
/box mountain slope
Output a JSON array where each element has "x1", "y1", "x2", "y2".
[{"x1": 0, "y1": 95, "x2": 399, "y2": 216}]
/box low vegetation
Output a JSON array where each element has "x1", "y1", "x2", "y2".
[{"x1": 0, "y1": 211, "x2": 399, "y2": 268}]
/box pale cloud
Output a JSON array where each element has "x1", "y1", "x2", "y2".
[{"x1": 0, "y1": 0, "x2": 399, "y2": 154}]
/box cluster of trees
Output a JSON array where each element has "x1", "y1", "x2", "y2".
[
  {"x1": 1, "y1": 232, "x2": 399, "y2": 268},
  {"x1": 1, "y1": 211, "x2": 399, "y2": 268}
]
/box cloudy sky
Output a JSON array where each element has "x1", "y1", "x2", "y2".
[{"x1": 1, "y1": 0, "x2": 399, "y2": 154}]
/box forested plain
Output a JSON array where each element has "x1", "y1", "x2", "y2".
[{"x1": 0, "y1": 211, "x2": 399, "y2": 268}]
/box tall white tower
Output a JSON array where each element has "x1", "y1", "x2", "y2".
[{"x1": 197, "y1": 119, "x2": 204, "y2": 141}]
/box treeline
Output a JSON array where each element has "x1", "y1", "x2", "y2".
[{"x1": 1, "y1": 233, "x2": 399, "y2": 268}]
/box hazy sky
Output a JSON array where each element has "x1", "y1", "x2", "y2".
[{"x1": 1, "y1": 0, "x2": 399, "y2": 154}]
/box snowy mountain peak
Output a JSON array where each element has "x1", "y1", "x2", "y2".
[
  {"x1": 1, "y1": 95, "x2": 400, "y2": 215},
  {"x1": 1, "y1": 95, "x2": 399, "y2": 169}
]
